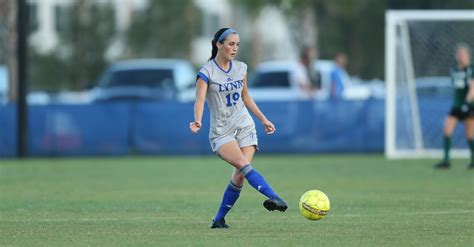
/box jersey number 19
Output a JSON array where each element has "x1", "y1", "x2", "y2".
[{"x1": 226, "y1": 92, "x2": 240, "y2": 107}]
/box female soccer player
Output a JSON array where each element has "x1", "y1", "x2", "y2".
[
  {"x1": 189, "y1": 28, "x2": 288, "y2": 228},
  {"x1": 434, "y1": 43, "x2": 474, "y2": 169}
]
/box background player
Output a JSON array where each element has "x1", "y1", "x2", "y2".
[
  {"x1": 434, "y1": 43, "x2": 474, "y2": 169},
  {"x1": 189, "y1": 28, "x2": 288, "y2": 228}
]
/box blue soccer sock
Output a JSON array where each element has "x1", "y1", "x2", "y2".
[
  {"x1": 214, "y1": 181, "x2": 242, "y2": 221},
  {"x1": 240, "y1": 164, "x2": 280, "y2": 199}
]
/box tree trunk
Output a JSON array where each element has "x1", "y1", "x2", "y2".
[
  {"x1": 299, "y1": 5, "x2": 317, "y2": 51},
  {"x1": 250, "y1": 21, "x2": 262, "y2": 69},
  {"x1": 0, "y1": 0, "x2": 18, "y2": 102},
  {"x1": 292, "y1": 5, "x2": 317, "y2": 56},
  {"x1": 70, "y1": 0, "x2": 88, "y2": 90}
]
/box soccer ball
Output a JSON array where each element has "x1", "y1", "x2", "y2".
[{"x1": 299, "y1": 190, "x2": 330, "y2": 220}]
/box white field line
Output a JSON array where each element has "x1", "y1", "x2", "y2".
[
  {"x1": 329, "y1": 209, "x2": 474, "y2": 218},
  {"x1": 1, "y1": 210, "x2": 473, "y2": 222},
  {"x1": 0, "y1": 216, "x2": 184, "y2": 222}
]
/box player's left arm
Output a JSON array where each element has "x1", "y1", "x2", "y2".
[
  {"x1": 241, "y1": 75, "x2": 276, "y2": 134},
  {"x1": 466, "y1": 78, "x2": 474, "y2": 103}
]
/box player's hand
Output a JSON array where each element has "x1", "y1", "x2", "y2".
[
  {"x1": 262, "y1": 120, "x2": 276, "y2": 135},
  {"x1": 189, "y1": 121, "x2": 201, "y2": 134}
]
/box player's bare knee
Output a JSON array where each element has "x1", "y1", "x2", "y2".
[
  {"x1": 443, "y1": 126, "x2": 453, "y2": 136},
  {"x1": 443, "y1": 129, "x2": 451, "y2": 136},
  {"x1": 232, "y1": 158, "x2": 249, "y2": 169}
]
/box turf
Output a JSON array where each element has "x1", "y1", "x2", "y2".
[{"x1": 0, "y1": 155, "x2": 473, "y2": 246}]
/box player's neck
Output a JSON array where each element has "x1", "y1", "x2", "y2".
[{"x1": 214, "y1": 56, "x2": 231, "y2": 71}]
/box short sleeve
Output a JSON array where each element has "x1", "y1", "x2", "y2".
[
  {"x1": 241, "y1": 62, "x2": 248, "y2": 77},
  {"x1": 197, "y1": 67, "x2": 210, "y2": 84}
]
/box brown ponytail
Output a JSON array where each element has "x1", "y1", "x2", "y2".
[{"x1": 209, "y1": 28, "x2": 230, "y2": 61}]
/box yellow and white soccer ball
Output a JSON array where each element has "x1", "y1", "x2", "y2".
[{"x1": 299, "y1": 190, "x2": 330, "y2": 220}]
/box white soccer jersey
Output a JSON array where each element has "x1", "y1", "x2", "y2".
[{"x1": 197, "y1": 59, "x2": 255, "y2": 140}]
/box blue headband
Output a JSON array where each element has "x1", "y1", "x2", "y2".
[{"x1": 217, "y1": 28, "x2": 237, "y2": 43}]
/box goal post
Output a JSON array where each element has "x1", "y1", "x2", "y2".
[{"x1": 385, "y1": 10, "x2": 474, "y2": 159}]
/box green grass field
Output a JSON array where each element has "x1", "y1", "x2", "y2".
[{"x1": 1, "y1": 155, "x2": 473, "y2": 246}]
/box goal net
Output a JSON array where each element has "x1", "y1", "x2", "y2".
[{"x1": 385, "y1": 10, "x2": 474, "y2": 159}]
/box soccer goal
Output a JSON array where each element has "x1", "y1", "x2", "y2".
[{"x1": 385, "y1": 10, "x2": 474, "y2": 159}]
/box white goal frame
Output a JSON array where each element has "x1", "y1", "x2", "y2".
[{"x1": 385, "y1": 10, "x2": 474, "y2": 159}]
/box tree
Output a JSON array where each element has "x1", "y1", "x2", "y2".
[
  {"x1": 124, "y1": 0, "x2": 201, "y2": 59},
  {"x1": 0, "y1": 0, "x2": 10, "y2": 64},
  {"x1": 28, "y1": 51, "x2": 68, "y2": 91},
  {"x1": 317, "y1": 0, "x2": 387, "y2": 79},
  {"x1": 237, "y1": 0, "x2": 474, "y2": 79},
  {"x1": 388, "y1": 0, "x2": 474, "y2": 9},
  {"x1": 28, "y1": 0, "x2": 115, "y2": 91},
  {"x1": 319, "y1": 0, "x2": 474, "y2": 79},
  {"x1": 0, "y1": 0, "x2": 18, "y2": 100},
  {"x1": 234, "y1": 0, "x2": 319, "y2": 67},
  {"x1": 58, "y1": 0, "x2": 116, "y2": 90}
]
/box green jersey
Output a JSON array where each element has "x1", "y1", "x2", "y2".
[{"x1": 450, "y1": 64, "x2": 474, "y2": 108}]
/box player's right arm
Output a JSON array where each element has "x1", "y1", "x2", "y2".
[{"x1": 190, "y1": 78, "x2": 207, "y2": 134}]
